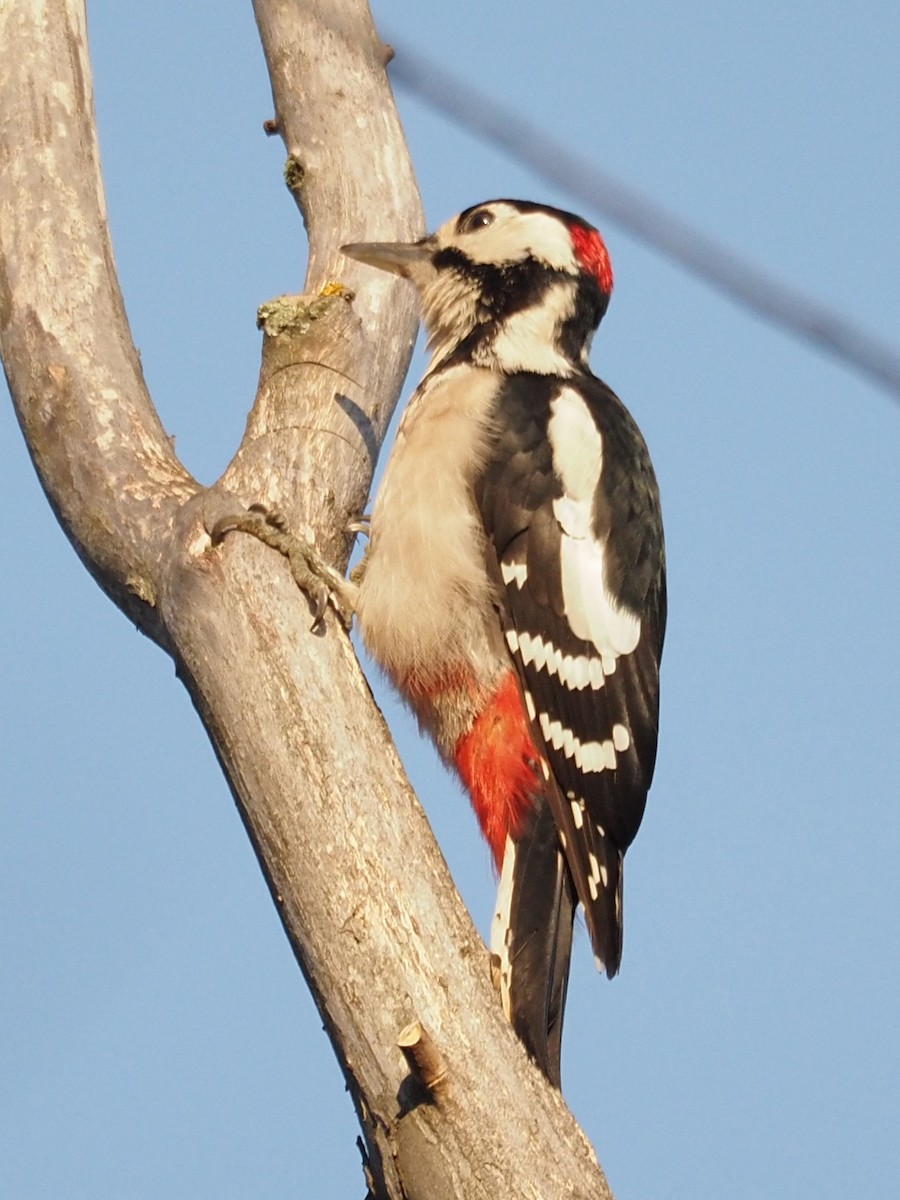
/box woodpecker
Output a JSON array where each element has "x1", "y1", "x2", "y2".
[
  {"x1": 338, "y1": 200, "x2": 666, "y2": 1087},
  {"x1": 214, "y1": 200, "x2": 664, "y2": 1084}
]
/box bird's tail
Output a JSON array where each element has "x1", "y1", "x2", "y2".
[{"x1": 490, "y1": 798, "x2": 577, "y2": 1088}]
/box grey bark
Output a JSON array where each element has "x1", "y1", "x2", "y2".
[{"x1": 0, "y1": 2, "x2": 613, "y2": 1197}]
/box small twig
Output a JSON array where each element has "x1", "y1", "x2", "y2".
[{"x1": 356, "y1": 1136, "x2": 378, "y2": 1200}]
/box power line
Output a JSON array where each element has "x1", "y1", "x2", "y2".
[{"x1": 388, "y1": 40, "x2": 900, "y2": 401}]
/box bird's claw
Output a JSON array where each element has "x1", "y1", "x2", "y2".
[
  {"x1": 211, "y1": 503, "x2": 281, "y2": 545},
  {"x1": 210, "y1": 504, "x2": 357, "y2": 631},
  {"x1": 346, "y1": 512, "x2": 371, "y2": 538}
]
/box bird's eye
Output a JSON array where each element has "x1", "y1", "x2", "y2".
[{"x1": 457, "y1": 208, "x2": 495, "y2": 235}]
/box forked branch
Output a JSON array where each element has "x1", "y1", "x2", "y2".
[{"x1": 0, "y1": 2, "x2": 612, "y2": 1196}]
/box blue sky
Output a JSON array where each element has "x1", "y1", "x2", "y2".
[{"x1": 3, "y1": 2, "x2": 899, "y2": 1197}]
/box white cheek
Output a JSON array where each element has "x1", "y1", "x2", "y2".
[{"x1": 457, "y1": 210, "x2": 579, "y2": 273}]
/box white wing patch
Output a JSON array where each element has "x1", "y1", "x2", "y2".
[
  {"x1": 612, "y1": 723, "x2": 631, "y2": 751},
  {"x1": 538, "y1": 713, "x2": 621, "y2": 774},
  {"x1": 514, "y1": 628, "x2": 615, "y2": 691},
  {"x1": 501, "y1": 559, "x2": 528, "y2": 588},
  {"x1": 587, "y1": 853, "x2": 601, "y2": 900},
  {"x1": 548, "y1": 387, "x2": 641, "y2": 659},
  {"x1": 547, "y1": 387, "x2": 603, "y2": 503}
]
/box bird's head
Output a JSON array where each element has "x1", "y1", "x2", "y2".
[{"x1": 342, "y1": 199, "x2": 613, "y2": 374}]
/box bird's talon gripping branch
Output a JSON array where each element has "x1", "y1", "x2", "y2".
[
  {"x1": 346, "y1": 512, "x2": 371, "y2": 537},
  {"x1": 210, "y1": 505, "x2": 357, "y2": 631},
  {"x1": 248, "y1": 501, "x2": 287, "y2": 530}
]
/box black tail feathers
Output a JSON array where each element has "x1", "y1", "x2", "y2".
[{"x1": 491, "y1": 801, "x2": 578, "y2": 1087}]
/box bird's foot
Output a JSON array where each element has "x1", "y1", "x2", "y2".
[
  {"x1": 345, "y1": 512, "x2": 370, "y2": 589},
  {"x1": 346, "y1": 511, "x2": 371, "y2": 538},
  {"x1": 210, "y1": 503, "x2": 357, "y2": 630}
]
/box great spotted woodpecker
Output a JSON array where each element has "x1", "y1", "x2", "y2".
[
  {"x1": 341, "y1": 200, "x2": 666, "y2": 1087},
  {"x1": 214, "y1": 199, "x2": 665, "y2": 1087}
]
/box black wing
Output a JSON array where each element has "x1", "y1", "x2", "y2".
[{"x1": 478, "y1": 371, "x2": 665, "y2": 976}]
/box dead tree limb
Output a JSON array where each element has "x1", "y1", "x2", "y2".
[{"x1": 0, "y1": 2, "x2": 613, "y2": 1196}]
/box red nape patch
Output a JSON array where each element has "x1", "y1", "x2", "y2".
[
  {"x1": 569, "y1": 223, "x2": 614, "y2": 294},
  {"x1": 454, "y1": 673, "x2": 541, "y2": 871}
]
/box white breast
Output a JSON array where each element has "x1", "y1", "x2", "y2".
[{"x1": 357, "y1": 364, "x2": 504, "y2": 686}]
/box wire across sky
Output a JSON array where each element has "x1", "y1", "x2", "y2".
[{"x1": 389, "y1": 39, "x2": 900, "y2": 402}]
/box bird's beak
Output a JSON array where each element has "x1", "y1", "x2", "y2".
[{"x1": 341, "y1": 238, "x2": 434, "y2": 279}]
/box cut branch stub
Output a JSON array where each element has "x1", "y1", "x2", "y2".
[{"x1": 398, "y1": 1020, "x2": 449, "y2": 1095}]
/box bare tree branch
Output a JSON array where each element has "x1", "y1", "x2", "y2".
[
  {"x1": 224, "y1": 1, "x2": 426, "y2": 534},
  {"x1": 0, "y1": 2, "x2": 613, "y2": 1196},
  {"x1": 0, "y1": 0, "x2": 195, "y2": 641}
]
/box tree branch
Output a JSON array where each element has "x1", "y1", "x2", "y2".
[
  {"x1": 224, "y1": 0, "x2": 425, "y2": 539},
  {"x1": 0, "y1": 2, "x2": 613, "y2": 1196},
  {"x1": 0, "y1": 0, "x2": 195, "y2": 641}
]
